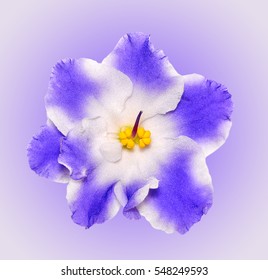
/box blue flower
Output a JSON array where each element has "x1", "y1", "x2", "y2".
[{"x1": 28, "y1": 33, "x2": 233, "y2": 234}]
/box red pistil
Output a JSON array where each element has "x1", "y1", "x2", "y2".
[{"x1": 131, "y1": 111, "x2": 143, "y2": 138}]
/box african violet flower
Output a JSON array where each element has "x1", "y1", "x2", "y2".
[{"x1": 28, "y1": 33, "x2": 232, "y2": 234}]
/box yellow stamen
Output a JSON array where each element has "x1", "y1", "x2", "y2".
[
  {"x1": 118, "y1": 126, "x2": 152, "y2": 150},
  {"x1": 126, "y1": 139, "x2": 135, "y2": 149},
  {"x1": 121, "y1": 139, "x2": 128, "y2": 146},
  {"x1": 143, "y1": 131, "x2": 151, "y2": 138},
  {"x1": 125, "y1": 128, "x2": 132, "y2": 138},
  {"x1": 142, "y1": 138, "x2": 151, "y2": 145},
  {"x1": 137, "y1": 127, "x2": 145, "y2": 138},
  {"x1": 119, "y1": 131, "x2": 127, "y2": 139},
  {"x1": 139, "y1": 139, "x2": 146, "y2": 148}
]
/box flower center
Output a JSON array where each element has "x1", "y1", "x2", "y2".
[{"x1": 118, "y1": 111, "x2": 151, "y2": 150}]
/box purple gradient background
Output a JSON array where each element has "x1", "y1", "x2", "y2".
[{"x1": 1, "y1": 0, "x2": 268, "y2": 259}]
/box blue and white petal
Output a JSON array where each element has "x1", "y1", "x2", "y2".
[
  {"x1": 103, "y1": 32, "x2": 184, "y2": 119},
  {"x1": 58, "y1": 117, "x2": 113, "y2": 180},
  {"x1": 114, "y1": 178, "x2": 158, "y2": 219},
  {"x1": 168, "y1": 74, "x2": 233, "y2": 156},
  {"x1": 45, "y1": 58, "x2": 133, "y2": 135},
  {"x1": 67, "y1": 177, "x2": 121, "y2": 228},
  {"x1": 27, "y1": 121, "x2": 69, "y2": 183},
  {"x1": 137, "y1": 136, "x2": 213, "y2": 234}
]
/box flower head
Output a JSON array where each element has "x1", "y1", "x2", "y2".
[{"x1": 28, "y1": 32, "x2": 233, "y2": 234}]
